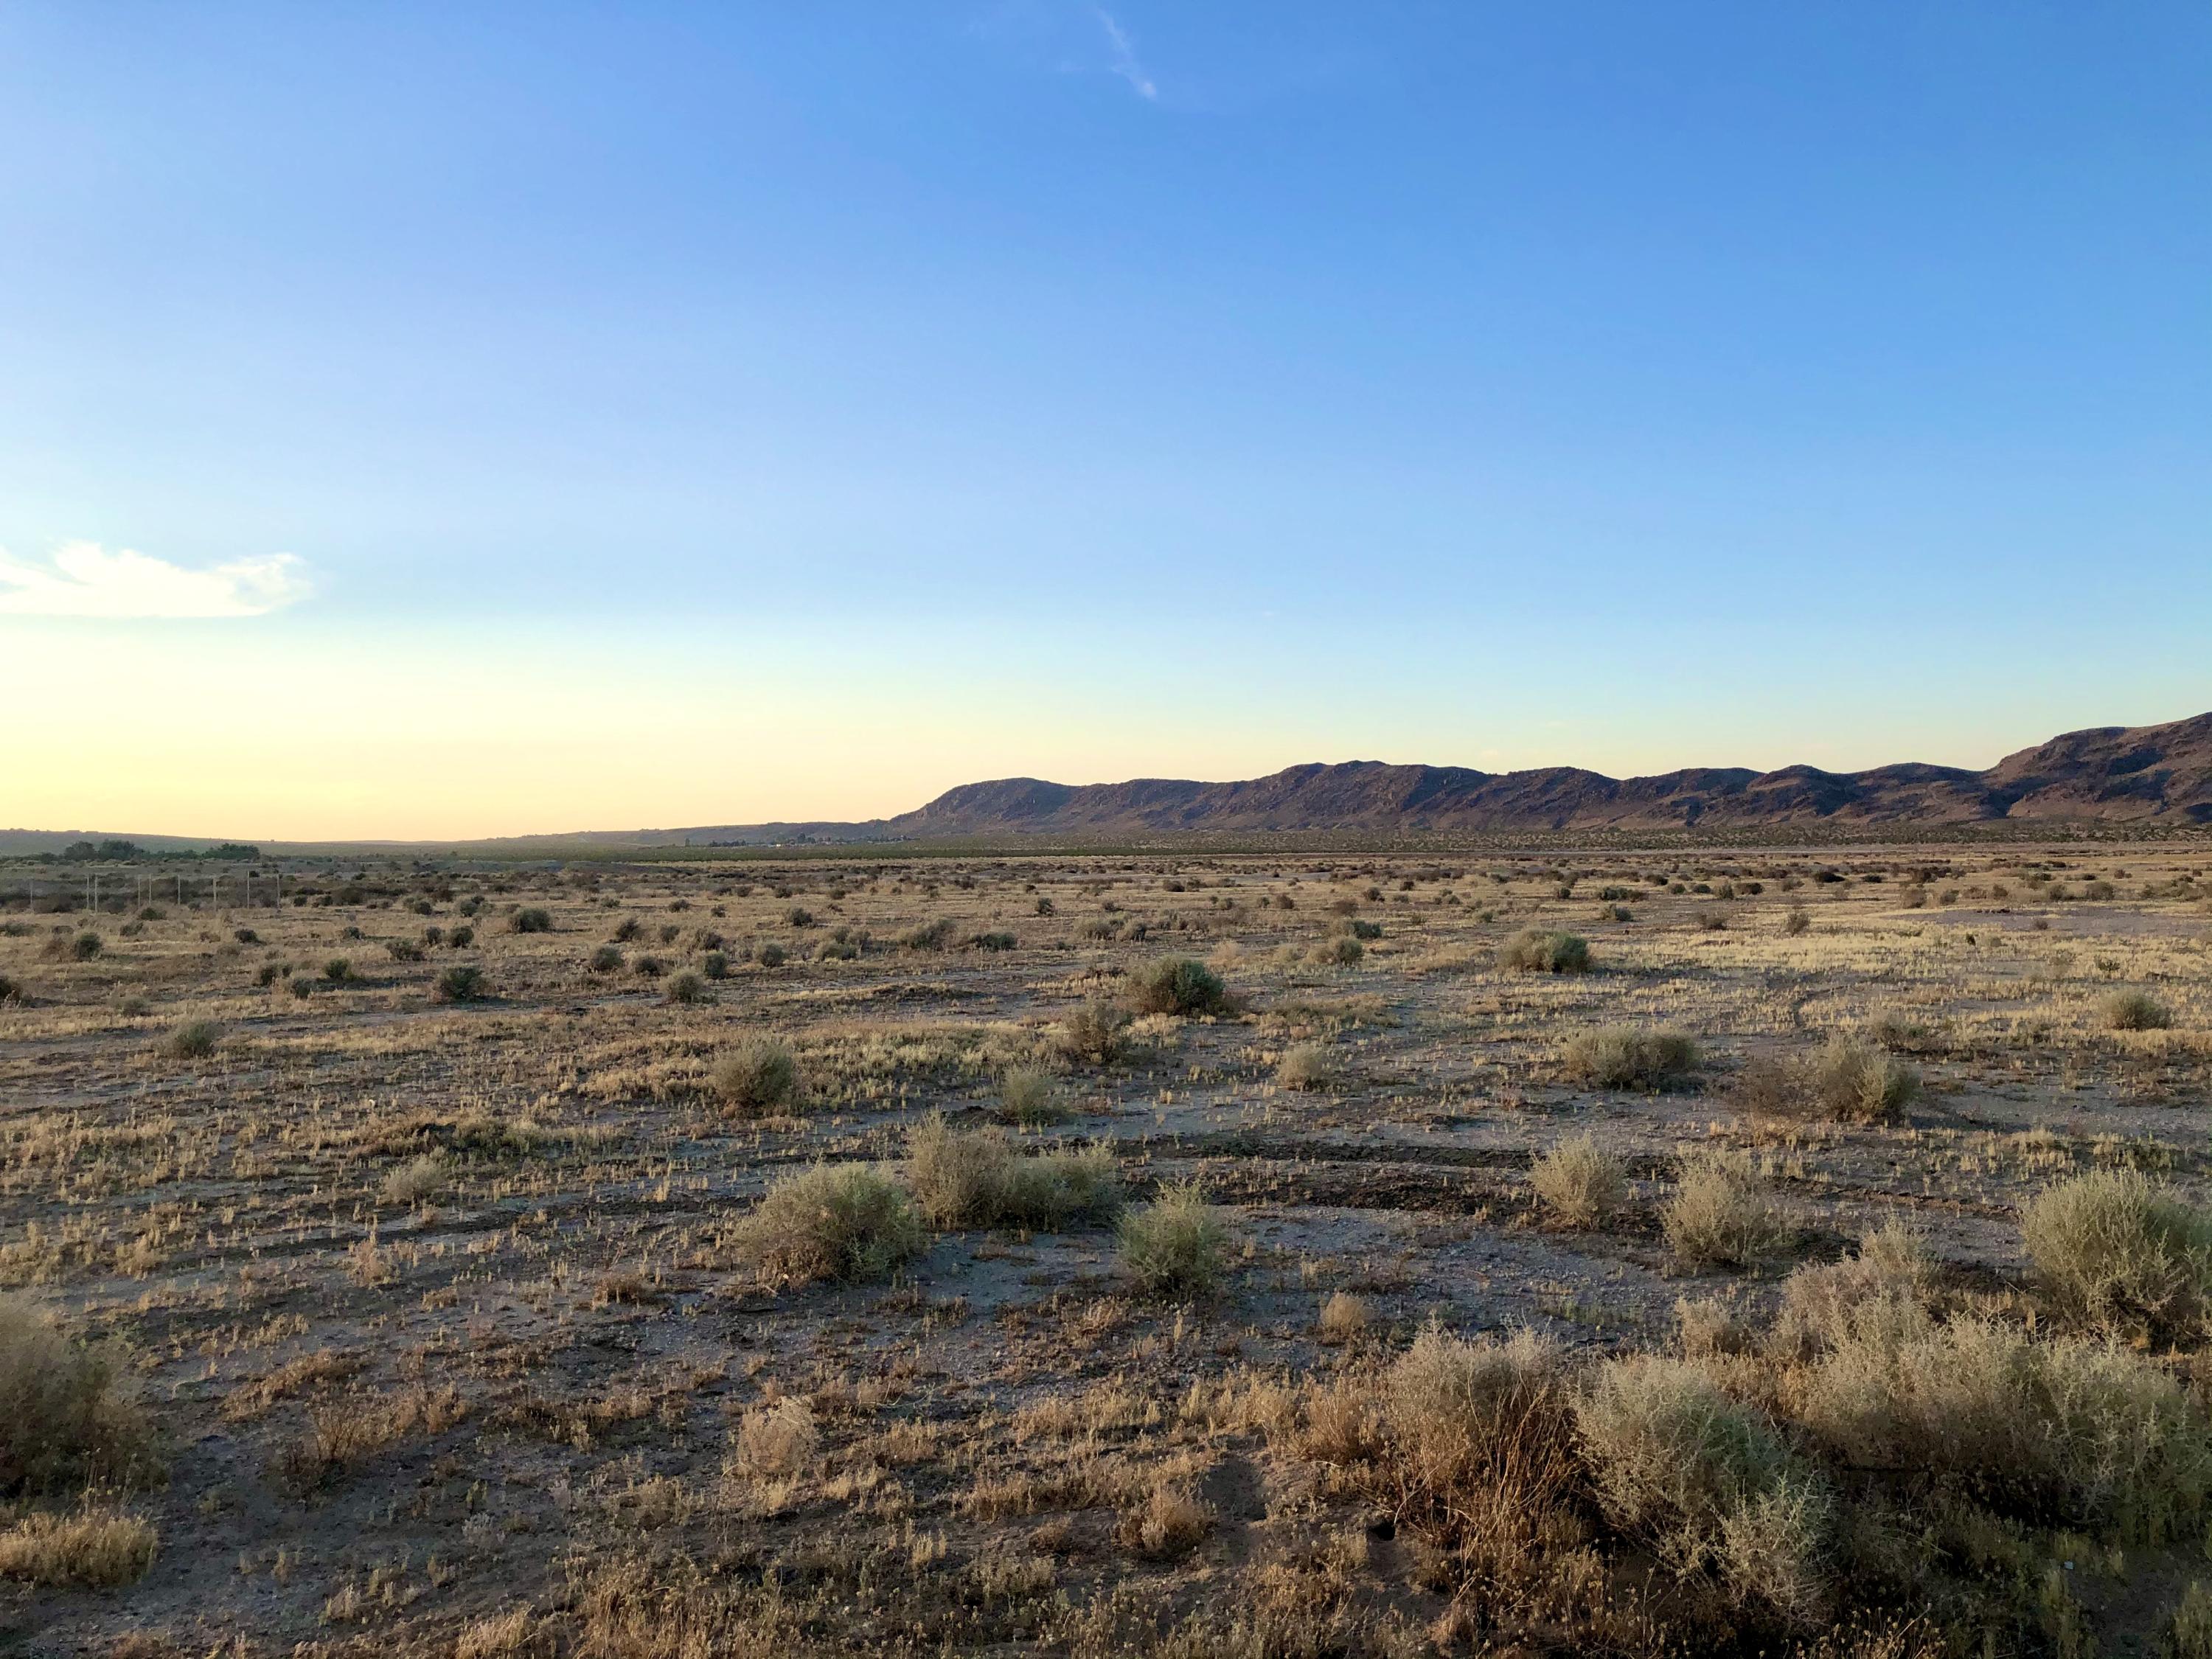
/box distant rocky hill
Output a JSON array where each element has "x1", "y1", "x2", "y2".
[
  {"x1": 15, "y1": 714, "x2": 2210, "y2": 854},
  {"x1": 859, "y1": 712, "x2": 2212, "y2": 838}
]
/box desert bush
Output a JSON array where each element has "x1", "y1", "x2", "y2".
[
  {"x1": 72, "y1": 931, "x2": 103, "y2": 961},
  {"x1": 0, "y1": 973, "x2": 19, "y2": 1003},
  {"x1": 612, "y1": 917, "x2": 642, "y2": 942},
  {"x1": 323, "y1": 957, "x2": 354, "y2": 983},
  {"x1": 434, "y1": 965, "x2": 487, "y2": 1003},
  {"x1": 1119, "y1": 1180, "x2": 1231, "y2": 1296},
  {"x1": 1127, "y1": 956, "x2": 1230, "y2": 1017},
  {"x1": 1318, "y1": 935, "x2": 1364, "y2": 967},
  {"x1": 905, "y1": 1114, "x2": 1121, "y2": 1231},
  {"x1": 998, "y1": 1066, "x2": 1065, "y2": 1127},
  {"x1": 710, "y1": 1037, "x2": 801, "y2": 1115},
  {"x1": 589, "y1": 945, "x2": 622, "y2": 973},
  {"x1": 446, "y1": 925, "x2": 475, "y2": 948},
  {"x1": 386, "y1": 939, "x2": 425, "y2": 962},
  {"x1": 1562, "y1": 1025, "x2": 1699, "y2": 1091},
  {"x1": 1495, "y1": 928, "x2": 1590, "y2": 973},
  {"x1": 1275, "y1": 1042, "x2": 1332, "y2": 1091},
  {"x1": 664, "y1": 970, "x2": 706, "y2": 1004},
  {"x1": 633, "y1": 955, "x2": 664, "y2": 978},
  {"x1": 755, "y1": 942, "x2": 787, "y2": 969},
  {"x1": 967, "y1": 930, "x2": 1017, "y2": 952},
  {"x1": 2102, "y1": 990, "x2": 2174, "y2": 1032},
  {"x1": 701, "y1": 950, "x2": 729, "y2": 979},
  {"x1": 1576, "y1": 1354, "x2": 1830, "y2": 1620},
  {"x1": 1531, "y1": 1132, "x2": 1629, "y2": 1228},
  {"x1": 2023, "y1": 1169, "x2": 2212, "y2": 1342},
  {"x1": 161, "y1": 1018, "x2": 221, "y2": 1060},
  {"x1": 1732, "y1": 1038, "x2": 1919, "y2": 1124},
  {"x1": 1867, "y1": 1009, "x2": 1941, "y2": 1054},
  {"x1": 0, "y1": 1507, "x2": 156, "y2": 1587},
  {"x1": 1801, "y1": 1313, "x2": 2212, "y2": 1543},
  {"x1": 1056, "y1": 1000, "x2": 1130, "y2": 1065},
  {"x1": 1663, "y1": 1150, "x2": 1790, "y2": 1269},
  {"x1": 726, "y1": 1164, "x2": 924, "y2": 1287},
  {"x1": 899, "y1": 919, "x2": 953, "y2": 951},
  {"x1": 1784, "y1": 907, "x2": 1810, "y2": 936},
  {"x1": 728, "y1": 1397, "x2": 819, "y2": 1483},
  {"x1": 509, "y1": 907, "x2": 552, "y2": 933},
  {"x1": 1806, "y1": 1035, "x2": 1921, "y2": 1122},
  {"x1": 1316, "y1": 1291, "x2": 1371, "y2": 1344},
  {"x1": 1769, "y1": 1223, "x2": 1934, "y2": 1362},
  {"x1": 286, "y1": 974, "x2": 315, "y2": 999},
  {"x1": 0, "y1": 1295, "x2": 154, "y2": 1495},
  {"x1": 380, "y1": 1154, "x2": 448, "y2": 1207}
]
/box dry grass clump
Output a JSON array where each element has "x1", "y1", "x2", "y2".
[
  {"x1": 1576, "y1": 1354, "x2": 1832, "y2": 1621},
  {"x1": 727, "y1": 1397, "x2": 819, "y2": 1483},
  {"x1": 276, "y1": 1384, "x2": 468, "y2": 1493},
  {"x1": 906, "y1": 1115, "x2": 1121, "y2": 1231},
  {"x1": 1733, "y1": 1036, "x2": 1919, "y2": 1124},
  {"x1": 0, "y1": 1506, "x2": 156, "y2": 1587},
  {"x1": 1530, "y1": 1132, "x2": 1629, "y2": 1228},
  {"x1": 1055, "y1": 1000, "x2": 1130, "y2": 1065},
  {"x1": 726, "y1": 1164, "x2": 925, "y2": 1287},
  {"x1": 380, "y1": 1152, "x2": 448, "y2": 1207},
  {"x1": 1770, "y1": 1223, "x2": 1933, "y2": 1362},
  {"x1": 1125, "y1": 956, "x2": 1231, "y2": 1017},
  {"x1": 997, "y1": 1065, "x2": 1066, "y2": 1126},
  {"x1": 1315, "y1": 1290, "x2": 1372, "y2": 1344},
  {"x1": 1562, "y1": 1025, "x2": 1699, "y2": 1091},
  {"x1": 1495, "y1": 928, "x2": 1590, "y2": 973},
  {"x1": 0, "y1": 1295, "x2": 154, "y2": 1495},
  {"x1": 709, "y1": 1037, "x2": 801, "y2": 1116},
  {"x1": 160, "y1": 1018, "x2": 221, "y2": 1060},
  {"x1": 1119, "y1": 1180, "x2": 1231, "y2": 1297},
  {"x1": 1801, "y1": 1312, "x2": 2212, "y2": 1543},
  {"x1": 2101, "y1": 988, "x2": 2174, "y2": 1031},
  {"x1": 1274, "y1": 1041, "x2": 1332, "y2": 1091},
  {"x1": 2022, "y1": 1169, "x2": 2212, "y2": 1342},
  {"x1": 1663, "y1": 1150, "x2": 1790, "y2": 1269}
]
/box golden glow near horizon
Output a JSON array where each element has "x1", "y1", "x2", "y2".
[{"x1": 7, "y1": 614, "x2": 2121, "y2": 844}]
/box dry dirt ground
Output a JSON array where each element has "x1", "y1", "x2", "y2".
[{"x1": 3, "y1": 844, "x2": 2210, "y2": 1657}]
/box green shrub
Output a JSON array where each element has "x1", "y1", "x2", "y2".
[
  {"x1": 1562, "y1": 1025, "x2": 1700, "y2": 1091},
  {"x1": 2023, "y1": 1169, "x2": 2212, "y2": 1342},
  {"x1": 701, "y1": 950, "x2": 729, "y2": 979},
  {"x1": 1119, "y1": 1180, "x2": 1231, "y2": 1297},
  {"x1": 161, "y1": 1019, "x2": 221, "y2": 1060},
  {"x1": 665, "y1": 970, "x2": 706, "y2": 1004},
  {"x1": 1531, "y1": 1132, "x2": 1629, "y2": 1227},
  {"x1": 710, "y1": 1038, "x2": 800, "y2": 1115},
  {"x1": 509, "y1": 907, "x2": 552, "y2": 934},
  {"x1": 1663, "y1": 1150, "x2": 1790, "y2": 1269},
  {"x1": 71, "y1": 932, "x2": 103, "y2": 961},
  {"x1": 322, "y1": 957, "x2": 353, "y2": 984},
  {"x1": 727, "y1": 1164, "x2": 924, "y2": 1287},
  {"x1": 1126, "y1": 956, "x2": 1229, "y2": 1017},
  {"x1": 1495, "y1": 928, "x2": 1590, "y2": 973},
  {"x1": 2102, "y1": 990, "x2": 2174, "y2": 1032},
  {"x1": 905, "y1": 1115, "x2": 1121, "y2": 1231},
  {"x1": 386, "y1": 939, "x2": 425, "y2": 962},
  {"x1": 434, "y1": 965, "x2": 486, "y2": 1003},
  {"x1": 756, "y1": 942, "x2": 787, "y2": 969},
  {"x1": 589, "y1": 945, "x2": 622, "y2": 973}
]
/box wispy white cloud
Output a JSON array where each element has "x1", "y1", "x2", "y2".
[
  {"x1": 1094, "y1": 8, "x2": 1157, "y2": 100},
  {"x1": 0, "y1": 541, "x2": 310, "y2": 619}
]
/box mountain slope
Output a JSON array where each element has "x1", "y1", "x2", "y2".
[{"x1": 864, "y1": 712, "x2": 2212, "y2": 838}]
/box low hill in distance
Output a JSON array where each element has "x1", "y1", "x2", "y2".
[{"x1": 10, "y1": 712, "x2": 2209, "y2": 857}]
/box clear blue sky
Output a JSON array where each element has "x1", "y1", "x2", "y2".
[{"x1": 1, "y1": 2, "x2": 2206, "y2": 837}]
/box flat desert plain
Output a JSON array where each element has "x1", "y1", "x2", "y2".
[{"x1": 4, "y1": 845, "x2": 2211, "y2": 1657}]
